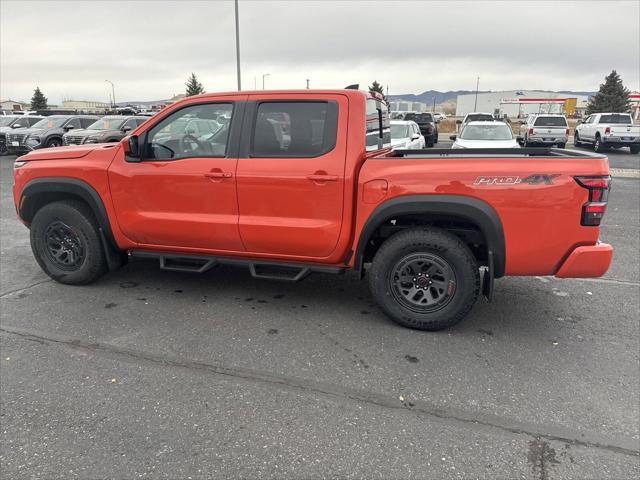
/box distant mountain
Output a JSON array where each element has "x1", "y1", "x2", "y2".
[{"x1": 388, "y1": 90, "x2": 597, "y2": 105}]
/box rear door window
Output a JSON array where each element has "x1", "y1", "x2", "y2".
[
  {"x1": 251, "y1": 101, "x2": 337, "y2": 157},
  {"x1": 365, "y1": 98, "x2": 391, "y2": 151},
  {"x1": 65, "y1": 118, "x2": 81, "y2": 129}
]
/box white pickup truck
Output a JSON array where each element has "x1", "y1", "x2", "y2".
[{"x1": 574, "y1": 112, "x2": 640, "y2": 154}]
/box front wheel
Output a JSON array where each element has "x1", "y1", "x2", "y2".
[
  {"x1": 630, "y1": 145, "x2": 640, "y2": 154},
  {"x1": 368, "y1": 228, "x2": 480, "y2": 331},
  {"x1": 30, "y1": 200, "x2": 107, "y2": 285},
  {"x1": 574, "y1": 132, "x2": 583, "y2": 147},
  {"x1": 46, "y1": 138, "x2": 62, "y2": 148}
]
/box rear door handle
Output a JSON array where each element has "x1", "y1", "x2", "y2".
[
  {"x1": 306, "y1": 174, "x2": 338, "y2": 182},
  {"x1": 204, "y1": 171, "x2": 233, "y2": 179}
]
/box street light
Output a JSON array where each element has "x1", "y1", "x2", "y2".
[
  {"x1": 473, "y1": 76, "x2": 480, "y2": 111},
  {"x1": 105, "y1": 80, "x2": 115, "y2": 108},
  {"x1": 262, "y1": 73, "x2": 270, "y2": 90},
  {"x1": 234, "y1": 0, "x2": 241, "y2": 90}
]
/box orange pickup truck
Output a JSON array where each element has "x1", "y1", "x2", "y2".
[{"x1": 12, "y1": 89, "x2": 613, "y2": 330}]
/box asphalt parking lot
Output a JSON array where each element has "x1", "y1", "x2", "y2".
[{"x1": 1, "y1": 148, "x2": 639, "y2": 479}]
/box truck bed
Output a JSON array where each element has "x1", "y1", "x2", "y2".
[{"x1": 384, "y1": 147, "x2": 604, "y2": 158}]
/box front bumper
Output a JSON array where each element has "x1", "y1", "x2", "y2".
[
  {"x1": 7, "y1": 145, "x2": 33, "y2": 156},
  {"x1": 555, "y1": 243, "x2": 613, "y2": 278}
]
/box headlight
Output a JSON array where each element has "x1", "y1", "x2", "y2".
[
  {"x1": 83, "y1": 136, "x2": 100, "y2": 144},
  {"x1": 26, "y1": 136, "x2": 41, "y2": 146},
  {"x1": 14, "y1": 160, "x2": 28, "y2": 168}
]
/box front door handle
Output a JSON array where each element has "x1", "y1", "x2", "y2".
[{"x1": 306, "y1": 174, "x2": 338, "y2": 182}]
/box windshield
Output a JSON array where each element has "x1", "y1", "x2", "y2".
[
  {"x1": 390, "y1": 124, "x2": 410, "y2": 138},
  {"x1": 460, "y1": 124, "x2": 514, "y2": 141},
  {"x1": 0, "y1": 117, "x2": 18, "y2": 126},
  {"x1": 466, "y1": 114, "x2": 494, "y2": 123},
  {"x1": 534, "y1": 116, "x2": 568, "y2": 127},
  {"x1": 600, "y1": 114, "x2": 633, "y2": 124},
  {"x1": 31, "y1": 117, "x2": 68, "y2": 129},
  {"x1": 87, "y1": 118, "x2": 125, "y2": 130}
]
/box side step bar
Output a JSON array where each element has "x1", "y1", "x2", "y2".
[{"x1": 130, "y1": 250, "x2": 345, "y2": 282}]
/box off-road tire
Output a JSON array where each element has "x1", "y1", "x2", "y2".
[
  {"x1": 368, "y1": 228, "x2": 480, "y2": 331},
  {"x1": 30, "y1": 200, "x2": 107, "y2": 285}
]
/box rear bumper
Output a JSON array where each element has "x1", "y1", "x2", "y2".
[
  {"x1": 527, "y1": 136, "x2": 568, "y2": 144},
  {"x1": 555, "y1": 243, "x2": 613, "y2": 278},
  {"x1": 602, "y1": 136, "x2": 639, "y2": 144}
]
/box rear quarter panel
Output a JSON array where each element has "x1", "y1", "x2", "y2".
[{"x1": 354, "y1": 154, "x2": 609, "y2": 275}]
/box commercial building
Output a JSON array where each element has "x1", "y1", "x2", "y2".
[
  {"x1": 61, "y1": 99, "x2": 110, "y2": 113},
  {"x1": 1, "y1": 99, "x2": 30, "y2": 112},
  {"x1": 389, "y1": 100, "x2": 428, "y2": 113},
  {"x1": 455, "y1": 90, "x2": 591, "y2": 118}
]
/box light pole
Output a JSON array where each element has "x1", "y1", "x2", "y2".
[
  {"x1": 234, "y1": 0, "x2": 241, "y2": 90},
  {"x1": 306, "y1": 78, "x2": 310, "y2": 89},
  {"x1": 473, "y1": 76, "x2": 480, "y2": 111},
  {"x1": 105, "y1": 80, "x2": 115, "y2": 108},
  {"x1": 262, "y1": 73, "x2": 270, "y2": 90}
]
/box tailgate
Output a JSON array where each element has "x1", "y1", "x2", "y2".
[
  {"x1": 530, "y1": 126, "x2": 567, "y2": 137},
  {"x1": 609, "y1": 125, "x2": 640, "y2": 136}
]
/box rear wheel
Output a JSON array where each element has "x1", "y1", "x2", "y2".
[
  {"x1": 574, "y1": 131, "x2": 583, "y2": 147},
  {"x1": 368, "y1": 228, "x2": 480, "y2": 331},
  {"x1": 46, "y1": 138, "x2": 62, "y2": 148},
  {"x1": 594, "y1": 135, "x2": 606, "y2": 152},
  {"x1": 426, "y1": 137, "x2": 434, "y2": 148},
  {"x1": 630, "y1": 145, "x2": 640, "y2": 155},
  {"x1": 30, "y1": 200, "x2": 107, "y2": 285}
]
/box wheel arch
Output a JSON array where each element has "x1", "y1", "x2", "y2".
[
  {"x1": 20, "y1": 177, "x2": 117, "y2": 249},
  {"x1": 354, "y1": 194, "x2": 506, "y2": 278}
]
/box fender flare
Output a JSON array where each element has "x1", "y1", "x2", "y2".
[
  {"x1": 20, "y1": 177, "x2": 117, "y2": 248},
  {"x1": 354, "y1": 194, "x2": 506, "y2": 278}
]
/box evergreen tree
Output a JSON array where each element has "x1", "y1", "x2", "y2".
[
  {"x1": 368, "y1": 80, "x2": 388, "y2": 106},
  {"x1": 586, "y1": 70, "x2": 631, "y2": 114},
  {"x1": 185, "y1": 73, "x2": 205, "y2": 96},
  {"x1": 30, "y1": 87, "x2": 48, "y2": 110}
]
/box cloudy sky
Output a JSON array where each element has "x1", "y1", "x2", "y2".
[{"x1": 1, "y1": 0, "x2": 638, "y2": 104}]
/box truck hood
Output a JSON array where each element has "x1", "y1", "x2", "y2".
[
  {"x1": 453, "y1": 138, "x2": 520, "y2": 149},
  {"x1": 65, "y1": 128, "x2": 120, "y2": 138},
  {"x1": 9, "y1": 127, "x2": 52, "y2": 137},
  {"x1": 21, "y1": 143, "x2": 117, "y2": 161}
]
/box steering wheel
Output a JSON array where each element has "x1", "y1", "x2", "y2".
[{"x1": 179, "y1": 134, "x2": 205, "y2": 155}]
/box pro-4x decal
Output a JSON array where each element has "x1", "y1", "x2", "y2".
[{"x1": 474, "y1": 174, "x2": 560, "y2": 186}]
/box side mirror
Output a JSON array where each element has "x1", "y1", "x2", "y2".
[
  {"x1": 122, "y1": 125, "x2": 133, "y2": 133},
  {"x1": 576, "y1": 120, "x2": 583, "y2": 125},
  {"x1": 11, "y1": 124, "x2": 22, "y2": 129},
  {"x1": 411, "y1": 134, "x2": 420, "y2": 140},
  {"x1": 449, "y1": 135, "x2": 457, "y2": 141},
  {"x1": 64, "y1": 125, "x2": 75, "y2": 131},
  {"x1": 124, "y1": 135, "x2": 140, "y2": 161},
  {"x1": 455, "y1": 120, "x2": 462, "y2": 125}
]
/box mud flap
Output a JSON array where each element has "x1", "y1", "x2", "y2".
[{"x1": 482, "y1": 250, "x2": 494, "y2": 302}]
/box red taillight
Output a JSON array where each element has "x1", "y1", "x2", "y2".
[
  {"x1": 565, "y1": 128, "x2": 570, "y2": 135},
  {"x1": 575, "y1": 176, "x2": 611, "y2": 226},
  {"x1": 605, "y1": 127, "x2": 611, "y2": 135},
  {"x1": 528, "y1": 128, "x2": 534, "y2": 135},
  {"x1": 426, "y1": 125, "x2": 433, "y2": 134}
]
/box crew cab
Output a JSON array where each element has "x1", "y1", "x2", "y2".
[
  {"x1": 7, "y1": 115, "x2": 99, "y2": 155},
  {"x1": 574, "y1": 112, "x2": 640, "y2": 154},
  {"x1": 63, "y1": 116, "x2": 148, "y2": 145},
  {"x1": 12, "y1": 89, "x2": 613, "y2": 331},
  {"x1": 520, "y1": 114, "x2": 569, "y2": 148}
]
